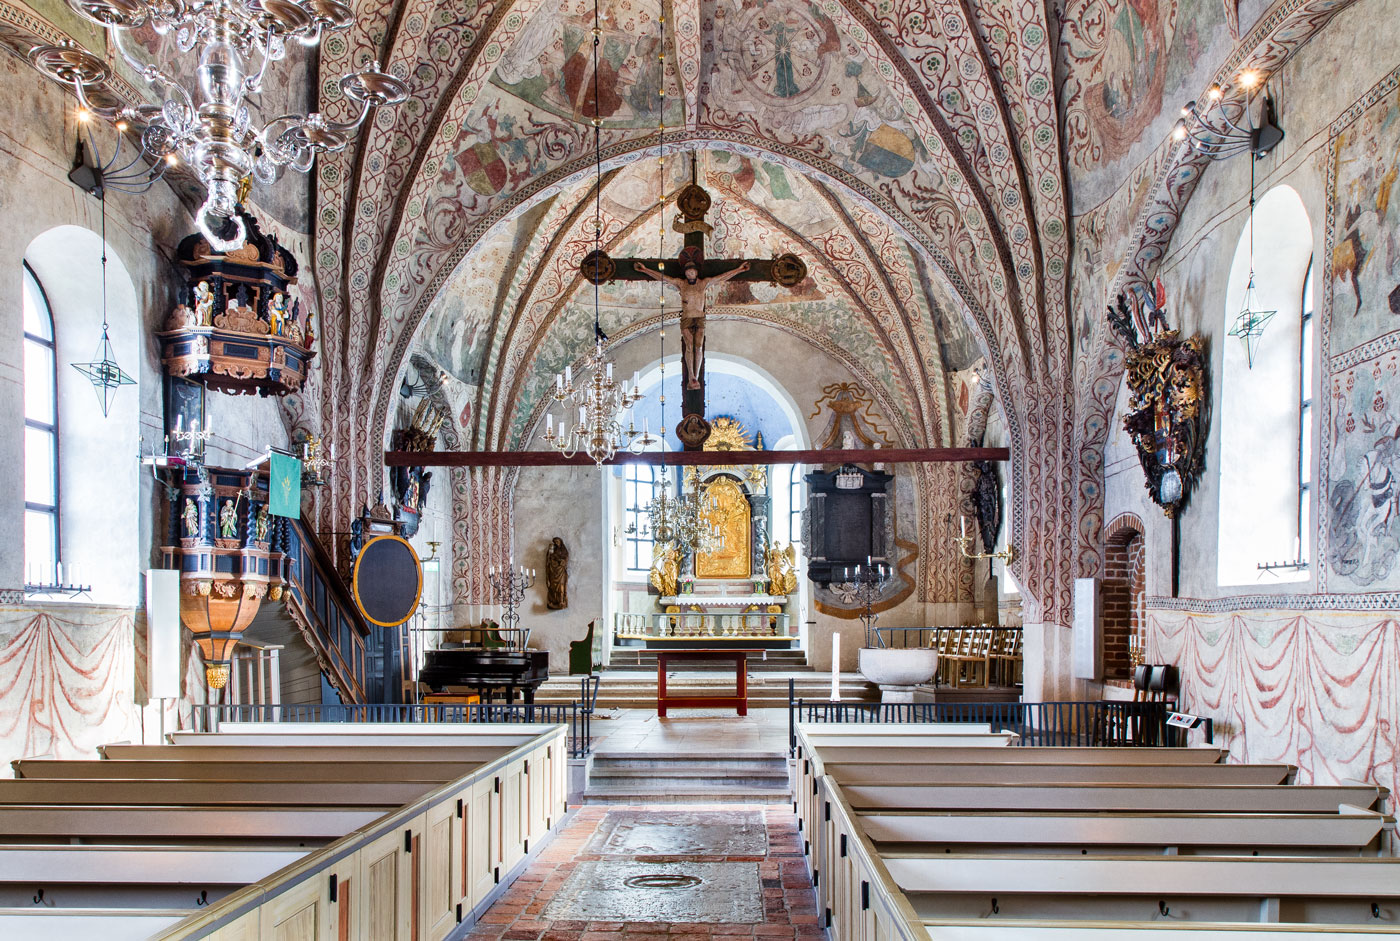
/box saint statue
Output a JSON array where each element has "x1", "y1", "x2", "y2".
[
  {"x1": 545, "y1": 537, "x2": 569, "y2": 610},
  {"x1": 268, "y1": 292, "x2": 289, "y2": 336},
  {"x1": 254, "y1": 505, "x2": 270, "y2": 543},
  {"x1": 636, "y1": 254, "x2": 750, "y2": 390},
  {"x1": 219, "y1": 499, "x2": 238, "y2": 539},
  {"x1": 193, "y1": 281, "x2": 215, "y2": 326},
  {"x1": 182, "y1": 498, "x2": 199, "y2": 538},
  {"x1": 766, "y1": 542, "x2": 799, "y2": 596},
  {"x1": 649, "y1": 540, "x2": 680, "y2": 597}
]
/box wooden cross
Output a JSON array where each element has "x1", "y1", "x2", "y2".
[{"x1": 580, "y1": 158, "x2": 807, "y2": 449}]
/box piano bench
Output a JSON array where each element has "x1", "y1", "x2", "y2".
[{"x1": 422, "y1": 693, "x2": 483, "y2": 705}]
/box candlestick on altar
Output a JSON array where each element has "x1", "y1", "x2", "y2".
[{"x1": 831, "y1": 632, "x2": 842, "y2": 701}]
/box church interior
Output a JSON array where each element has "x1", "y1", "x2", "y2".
[{"x1": 1, "y1": 0, "x2": 1399, "y2": 936}]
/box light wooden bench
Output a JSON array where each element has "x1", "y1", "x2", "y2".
[
  {"x1": 13, "y1": 758, "x2": 486, "y2": 782},
  {"x1": 841, "y1": 782, "x2": 1386, "y2": 813},
  {"x1": 822, "y1": 761, "x2": 1293, "y2": 786}
]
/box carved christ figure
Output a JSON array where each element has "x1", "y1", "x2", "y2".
[{"x1": 636, "y1": 259, "x2": 750, "y2": 390}]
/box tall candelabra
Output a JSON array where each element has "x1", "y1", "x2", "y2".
[
  {"x1": 487, "y1": 563, "x2": 536, "y2": 650},
  {"x1": 832, "y1": 562, "x2": 892, "y2": 648}
]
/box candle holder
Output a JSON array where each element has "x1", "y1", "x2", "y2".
[
  {"x1": 954, "y1": 515, "x2": 1017, "y2": 564},
  {"x1": 487, "y1": 565, "x2": 536, "y2": 650},
  {"x1": 832, "y1": 562, "x2": 892, "y2": 648}
]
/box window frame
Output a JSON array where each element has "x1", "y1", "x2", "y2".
[
  {"x1": 1298, "y1": 259, "x2": 1315, "y2": 562},
  {"x1": 22, "y1": 260, "x2": 61, "y2": 578},
  {"x1": 788, "y1": 462, "x2": 803, "y2": 549},
  {"x1": 623, "y1": 461, "x2": 656, "y2": 574}
]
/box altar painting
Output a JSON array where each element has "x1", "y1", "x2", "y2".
[{"x1": 696, "y1": 477, "x2": 752, "y2": 578}]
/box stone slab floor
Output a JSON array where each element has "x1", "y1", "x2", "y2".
[{"x1": 467, "y1": 804, "x2": 822, "y2": 940}]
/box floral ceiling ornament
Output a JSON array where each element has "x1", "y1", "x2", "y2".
[
  {"x1": 33, "y1": 0, "x2": 407, "y2": 252},
  {"x1": 1107, "y1": 281, "x2": 1210, "y2": 518}
]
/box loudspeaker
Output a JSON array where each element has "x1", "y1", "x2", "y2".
[{"x1": 146, "y1": 569, "x2": 182, "y2": 700}]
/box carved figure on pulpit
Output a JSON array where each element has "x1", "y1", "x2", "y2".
[
  {"x1": 636, "y1": 255, "x2": 750, "y2": 390},
  {"x1": 766, "y1": 542, "x2": 798, "y2": 596},
  {"x1": 254, "y1": 505, "x2": 271, "y2": 543},
  {"x1": 650, "y1": 540, "x2": 680, "y2": 597},
  {"x1": 193, "y1": 281, "x2": 215, "y2": 326},
  {"x1": 183, "y1": 498, "x2": 199, "y2": 538},
  {"x1": 219, "y1": 499, "x2": 238, "y2": 539},
  {"x1": 268, "y1": 292, "x2": 289, "y2": 337}
]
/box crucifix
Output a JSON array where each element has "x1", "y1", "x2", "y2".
[{"x1": 580, "y1": 155, "x2": 808, "y2": 449}]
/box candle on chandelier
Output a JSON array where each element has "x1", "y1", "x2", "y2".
[
  {"x1": 565, "y1": 365, "x2": 572, "y2": 386},
  {"x1": 606, "y1": 362, "x2": 613, "y2": 379},
  {"x1": 830, "y1": 632, "x2": 841, "y2": 702},
  {"x1": 546, "y1": 414, "x2": 554, "y2": 436}
]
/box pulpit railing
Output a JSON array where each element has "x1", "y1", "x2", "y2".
[
  {"x1": 191, "y1": 675, "x2": 601, "y2": 757},
  {"x1": 614, "y1": 610, "x2": 792, "y2": 639},
  {"x1": 787, "y1": 681, "x2": 1206, "y2": 754}
]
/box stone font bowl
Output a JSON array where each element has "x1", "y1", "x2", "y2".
[{"x1": 858, "y1": 646, "x2": 939, "y2": 690}]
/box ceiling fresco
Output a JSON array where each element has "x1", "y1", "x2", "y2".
[{"x1": 300, "y1": 0, "x2": 1077, "y2": 613}]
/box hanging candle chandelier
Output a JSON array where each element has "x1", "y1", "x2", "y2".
[
  {"x1": 540, "y1": 0, "x2": 653, "y2": 465},
  {"x1": 32, "y1": 0, "x2": 407, "y2": 251},
  {"x1": 1227, "y1": 157, "x2": 1277, "y2": 368},
  {"x1": 543, "y1": 330, "x2": 648, "y2": 464}
]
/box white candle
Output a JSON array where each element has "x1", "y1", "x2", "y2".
[
  {"x1": 56, "y1": 562, "x2": 63, "y2": 586},
  {"x1": 960, "y1": 516, "x2": 967, "y2": 538},
  {"x1": 175, "y1": 414, "x2": 183, "y2": 433},
  {"x1": 606, "y1": 362, "x2": 613, "y2": 379},
  {"x1": 830, "y1": 632, "x2": 841, "y2": 702},
  {"x1": 556, "y1": 374, "x2": 564, "y2": 392},
  {"x1": 547, "y1": 414, "x2": 554, "y2": 435},
  {"x1": 578, "y1": 406, "x2": 586, "y2": 424},
  {"x1": 565, "y1": 365, "x2": 572, "y2": 385}
]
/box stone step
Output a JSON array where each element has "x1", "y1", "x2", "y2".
[
  {"x1": 591, "y1": 753, "x2": 787, "y2": 769},
  {"x1": 582, "y1": 785, "x2": 792, "y2": 804},
  {"x1": 589, "y1": 770, "x2": 787, "y2": 789}
]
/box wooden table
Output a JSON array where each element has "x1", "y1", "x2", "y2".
[{"x1": 656, "y1": 649, "x2": 759, "y2": 717}]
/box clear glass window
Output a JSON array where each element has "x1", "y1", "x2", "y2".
[
  {"x1": 1299, "y1": 261, "x2": 1314, "y2": 559},
  {"x1": 22, "y1": 262, "x2": 59, "y2": 581},
  {"x1": 623, "y1": 462, "x2": 656, "y2": 573}
]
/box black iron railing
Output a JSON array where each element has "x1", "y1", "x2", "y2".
[
  {"x1": 787, "y1": 680, "x2": 1208, "y2": 754},
  {"x1": 194, "y1": 675, "x2": 601, "y2": 758}
]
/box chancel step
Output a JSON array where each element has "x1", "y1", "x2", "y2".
[
  {"x1": 605, "y1": 648, "x2": 811, "y2": 671},
  {"x1": 584, "y1": 752, "x2": 791, "y2": 804},
  {"x1": 532, "y1": 671, "x2": 880, "y2": 709}
]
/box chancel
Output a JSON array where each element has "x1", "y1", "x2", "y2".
[{"x1": 2, "y1": 0, "x2": 1399, "y2": 936}]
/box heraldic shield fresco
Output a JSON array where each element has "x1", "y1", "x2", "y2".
[{"x1": 1108, "y1": 282, "x2": 1209, "y2": 519}]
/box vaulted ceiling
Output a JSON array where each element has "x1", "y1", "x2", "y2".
[{"x1": 311, "y1": 0, "x2": 1071, "y2": 524}]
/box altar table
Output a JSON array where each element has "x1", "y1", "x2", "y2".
[{"x1": 656, "y1": 648, "x2": 759, "y2": 717}]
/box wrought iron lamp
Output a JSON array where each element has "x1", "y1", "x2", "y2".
[
  {"x1": 33, "y1": 0, "x2": 407, "y2": 252},
  {"x1": 1226, "y1": 158, "x2": 1277, "y2": 368},
  {"x1": 1173, "y1": 69, "x2": 1284, "y2": 160},
  {"x1": 71, "y1": 196, "x2": 135, "y2": 416},
  {"x1": 954, "y1": 515, "x2": 1017, "y2": 564}
]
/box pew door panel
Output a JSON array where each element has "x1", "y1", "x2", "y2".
[
  {"x1": 472, "y1": 776, "x2": 496, "y2": 908},
  {"x1": 527, "y1": 747, "x2": 548, "y2": 844},
  {"x1": 211, "y1": 910, "x2": 259, "y2": 941},
  {"x1": 356, "y1": 820, "x2": 416, "y2": 941},
  {"x1": 424, "y1": 794, "x2": 458, "y2": 940},
  {"x1": 261, "y1": 864, "x2": 335, "y2": 941},
  {"x1": 501, "y1": 759, "x2": 526, "y2": 871}
]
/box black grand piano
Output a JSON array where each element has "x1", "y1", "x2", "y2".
[{"x1": 418, "y1": 647, "x2": 550, "y2": 705}]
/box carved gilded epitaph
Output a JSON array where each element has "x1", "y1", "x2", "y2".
[{"x1": 1108, "y1": 289, "x2": 1209, "y2": 518}]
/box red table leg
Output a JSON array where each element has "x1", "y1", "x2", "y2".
[
  {"x1": 736, "y1": 653, "x2": 748, "y2": 716},
  {"x1": 657, "y1": 653, "x2": 668, "y2": 718}
]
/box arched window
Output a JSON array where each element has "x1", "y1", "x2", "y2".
[
  {"x1": 22, "y1": 262, "x2": 60, "y2": 583},
  {"x1": 1217, "y1": 185, "x2": 1314, "y2": 585},
  {"x1": 788, "y1": 462, "x2": 803, "y2": 546},
  {"x1": 622, "y1": 462, "x2": 655, "y2": 573}
]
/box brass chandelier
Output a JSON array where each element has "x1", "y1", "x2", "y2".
[{"x1": 33, "y1": 0, "x2": 408, "y2": 251}]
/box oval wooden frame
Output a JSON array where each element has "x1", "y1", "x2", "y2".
[{"x1": 351, "y1": 533, "x2": 423, "y2": 628}]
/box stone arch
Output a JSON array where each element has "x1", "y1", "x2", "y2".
[{"x1": 1102, "y1": 513, "x2": 1147, "y2": 681}]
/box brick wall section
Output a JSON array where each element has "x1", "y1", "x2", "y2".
[{"x1": 1102, "y1": 539, "x2": 1133, "y2": 680}]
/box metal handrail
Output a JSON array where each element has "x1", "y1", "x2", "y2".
[
  {"x1": 786, "y1": 681, "x2": 1208, "y2": 753},
  {"x1": 192, "y1": 688, "x2": 601, "y2": 758}
]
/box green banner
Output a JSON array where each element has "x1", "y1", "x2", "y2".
[{"x1": 269, "y1": 452, "x2": 302, "y2": 518}]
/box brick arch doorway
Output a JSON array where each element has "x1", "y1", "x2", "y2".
[{"x1": 1102, "y1": 514, "x2": 1146, "y2": 681}]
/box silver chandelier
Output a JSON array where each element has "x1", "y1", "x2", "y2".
[{"x1": 33, "y1": 0, "x2": 407, "y2": 250}]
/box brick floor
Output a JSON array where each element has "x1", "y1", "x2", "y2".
[{"x1": 468, "y1": 806, "x2": 823, "y2": 940}]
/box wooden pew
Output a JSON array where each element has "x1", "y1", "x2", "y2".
[
  {"x1": 0, "y1": 805, "x2": 385, "y2": 842},
  {"x1": 885, "y1": 854, "x2": 1400, "y2": 923},
  {"x1": 919, "y1": 919, "x2": 1400, "y2": 939},
  {"x1": 13, "y1": 758, "x2": 486, "y2": 782},
  {"x1": 823, "y1": 761, "x2": 1293, "y2": 786},
  {"x1": 100, "y1": 743, "x2": 514, "y2": 762},
  {"x1": 0, "y1": 908, "x2": 189, "y2": 941},
  {"x1": 841, "y1": 782, "x2": 1386, "y2": 813},
  {"x1": 800, "y1": 744, "x2": 1229, "y2": 765},
  {"x1": 0, "y1": 779, "x2": 438, "y2": 806},
  {"x1": 858, "y1": 809, "x2": 1394, "y2": 856}
]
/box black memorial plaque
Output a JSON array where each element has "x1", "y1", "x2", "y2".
[{"x1": 352, "y1": 534, "x2": 422, "y2": 627}]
